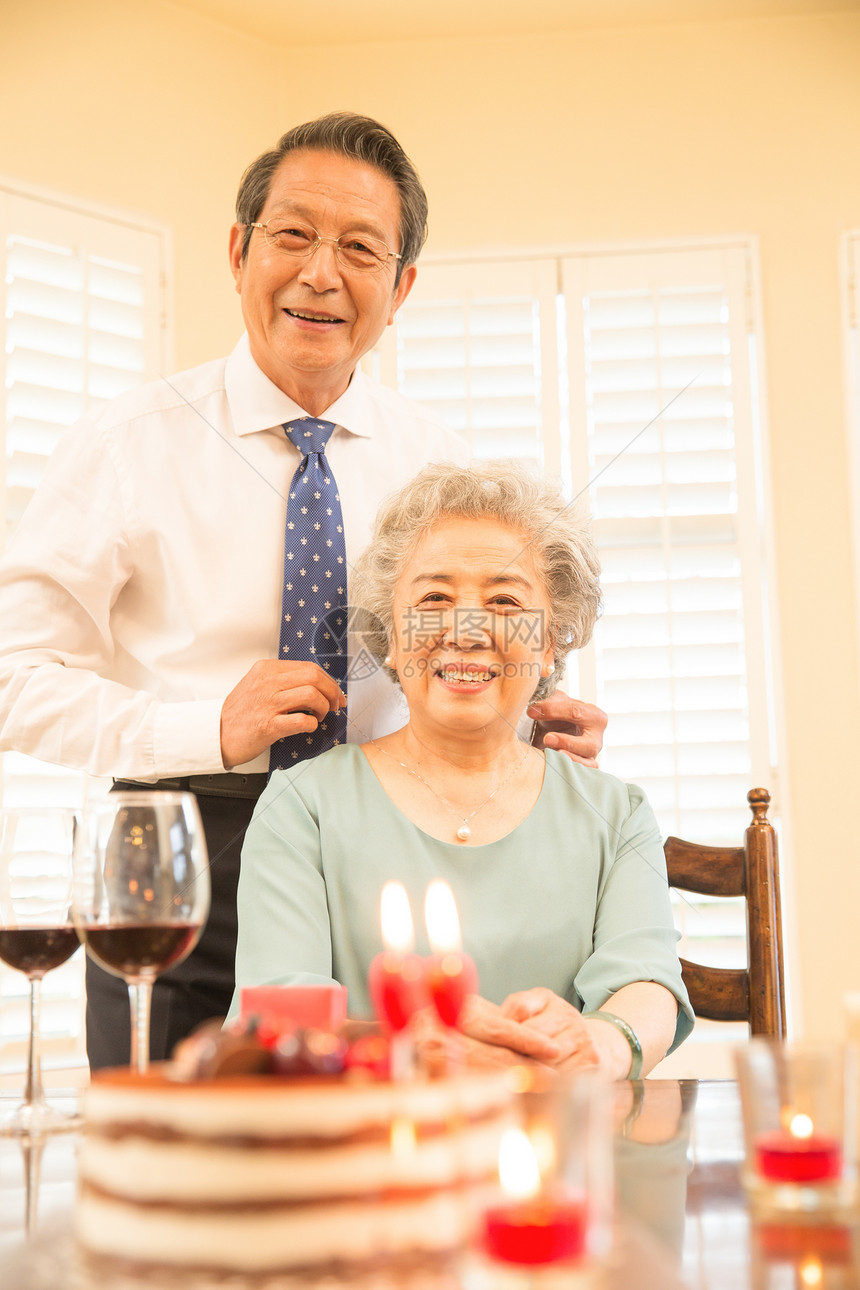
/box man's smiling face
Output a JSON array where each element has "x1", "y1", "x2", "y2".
[{"x1": 229, "y1": 149, "x2": 416, "y2": 413}]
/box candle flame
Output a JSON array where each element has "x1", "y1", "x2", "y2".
[
  {"x1": 789, "y1": 1113, "x2": 814, "y2": 1140},
  {"x1": 529, "y1": 1119, "x2": 558, "y2": 1178},
  {"x1": 498, "y1": 1128, "x2": 542, "y2": 1200},
  {"x1": 380, "y1": 881, "x2": 415, "y2": 953},
  {"x1": 425, "y1": 879, "x2": 461, "y2": 954},
  {"x1": 390, "y1": 1115, "x2": 417, "y2": 1158},
  {"x1": 799, "y1": 1257, "x2": 823, "y2": 1287}
]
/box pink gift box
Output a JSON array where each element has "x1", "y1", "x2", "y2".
[{"x1": 240, "y1": 984, "x2": 348, "y2": 1031}]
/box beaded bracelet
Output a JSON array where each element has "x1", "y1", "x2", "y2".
[{"x1": 582, "y1": 1011, "x2": 643, "y2": 1080}]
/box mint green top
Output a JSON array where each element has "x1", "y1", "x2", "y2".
[{"x1": 232, "y1": 746, "x2": 694, "y2": 1052}]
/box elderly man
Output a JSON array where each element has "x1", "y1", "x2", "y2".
[{"x1": 0, "y1": 113, "x2": 606, "y2": 1068}]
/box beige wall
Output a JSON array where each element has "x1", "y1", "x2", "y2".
[
  {"x1": 0, "y1": 0, "x2": 282, "y2": 367},
  {"x1": 2, "y1": 1, "x2": 860, "y2": 1043}
]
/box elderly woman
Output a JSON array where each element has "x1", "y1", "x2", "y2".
[{"x1": 233, "y1": 462, "x2": 693, "y2": 1078}]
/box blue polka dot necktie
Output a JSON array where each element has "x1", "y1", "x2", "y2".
[{"x1": 269, "y1": 417, "x2": 348, "y2": 774}]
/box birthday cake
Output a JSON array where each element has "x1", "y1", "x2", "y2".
[{"x1": 76, "y1": 1050, "x2": 514, "y2": 1277}]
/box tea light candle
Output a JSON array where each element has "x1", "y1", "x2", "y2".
[
  {"x1": 755, "y1": 1113, "x2": 842, "y2": 1184},
  {"x1": 367, "y1": 882, "x2": 426, "y2": 1034},
  {"x1": 481, "y1": 1128, "x2": 587, "y2": 1266},
  {"x1": 424, "y1": 879, "x2": 478, "y2": 1028}
]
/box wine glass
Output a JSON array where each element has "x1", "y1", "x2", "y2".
[
  {"x1": 0, "y1": 807, "x2": 83, "y2": 1135},
  {"x1": 73, "y1": 792, "x2": 210, "y2": 1072}
]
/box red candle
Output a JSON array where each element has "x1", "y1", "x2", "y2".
[
  {"x1": 483, "y1": 1125, "x2": 587, "y2": 1266},
  {"x1": 368, "y1": 882, "x2": 427, "y2": 1033},
  {"x1": 482, "y1": 1198, "x2": 587, "y2": 1265},
  {"x1": 755, "y1": 1127, "x2": 842, "y2": 1184},
  {"x1": 426, "y1": 952, "x2": 479, "y2": 1027},
  {"x1": 368, "y1": 951, "x2": 426, "y2": 1032},
  {"x1": 424, "y1": 880, "x2": 478, "y2": 1028}
]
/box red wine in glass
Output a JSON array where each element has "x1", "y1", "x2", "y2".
[
  {"x1": 73, "y1": 792, "x2": 210, "y2": 1072},
  {"x1": 0, "y1": 926, "x2": 80, "y2": 976},
  {"x1": 82, "y1": 923, "x2": 200, "y2": 978},
  {"x1": 0, "y1": 808, "x2": 83, "y2": 1135}
]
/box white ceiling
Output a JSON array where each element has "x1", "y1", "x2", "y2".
[{"x1": 165, "y1": 0, "x2": 860, "y2": 47}]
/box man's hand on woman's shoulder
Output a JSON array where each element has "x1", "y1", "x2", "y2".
[{"x1": 527, "y1": 692, "x2": 607, "y2": 767}]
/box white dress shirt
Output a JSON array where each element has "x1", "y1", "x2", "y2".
[{"x1": 0, "y1": 335, "x2": 468, "y2": 779}]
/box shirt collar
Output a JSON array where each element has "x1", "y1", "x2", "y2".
[{"x1": 225, "y1": 333, "x2": 373, "y2": 440}]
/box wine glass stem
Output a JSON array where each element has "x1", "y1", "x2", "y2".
[
  {"x1": 23, "y1": 976, "x2": 46, "y2": 1108},
  {"x1": 128, "y1": 980, "x2": 152, "y2": 1073}
]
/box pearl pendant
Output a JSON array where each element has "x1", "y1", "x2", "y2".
[{"x1": 456, "y1": 823, "x2": 471, "y2": 842}]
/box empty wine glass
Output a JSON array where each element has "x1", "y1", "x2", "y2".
[
  {"x1": 0, "y1": 807, "x2": 83, "y2": 1135},
  {"x1": 73, "y1": 792, "x2": 210, "y2": 1072}
]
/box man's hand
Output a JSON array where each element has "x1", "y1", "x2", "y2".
[
  {"x1": 527, "y1": 691, "x2": 607, "y2": 766},
  {"x1": 220, "y1": 660, "x2": 346, "y2": 769}
]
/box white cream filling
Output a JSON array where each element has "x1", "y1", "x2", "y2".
[
  {"x1": 80, "y1": 1116, "x2": 509, "y2": 1202},
  {"x1": 84, "y1": 1070, "x2": 512, "y2": 1140},
  {"x1": 77, "y1": 1189, "x2": 475, "y2": 1270}
]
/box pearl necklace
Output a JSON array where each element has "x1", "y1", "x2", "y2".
[{"x1": 369, "y1": 740, "x2": 533, "y2": 843}]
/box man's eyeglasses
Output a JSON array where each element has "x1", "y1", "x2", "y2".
[{"x1": 245, "y1": 220, "x2": 402, "y2": 273}]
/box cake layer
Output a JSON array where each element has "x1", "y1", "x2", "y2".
[
  {"x1": 79, "y1": 1115, "x2": 508, "y2": 1202},
  {"x1": 83, "y1": 1067, "x2": 512, "y2": 1139},
  {"x1": 77, "y1": 1181, "x2": 496, "y2": 1272}
]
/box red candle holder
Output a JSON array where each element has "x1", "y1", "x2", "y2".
[
  {"x1": 482, "y1": 1196, "x2": 587, "y2": 1266},
  {"x1": 481, "y1": 1075, "x2": 614, "y2": 1272},
  {"x1": 755, "y1": 1132, "x2": 843, "y2": 1184},
  {"x1": 735, "y1": 1041, "x2": 858, "y2": 1216}
]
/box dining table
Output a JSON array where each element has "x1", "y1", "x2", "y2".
[{"x1": 1, "y1": 1078, "x2": 858, "y2": 1290}]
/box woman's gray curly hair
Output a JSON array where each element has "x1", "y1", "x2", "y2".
[{"x1": 350, "y1": 460, "x2": 602, "y2": 702}]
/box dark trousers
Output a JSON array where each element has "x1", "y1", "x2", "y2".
[{"x1": 85, "y1": 788, "x2": 260, "y2": 1070}]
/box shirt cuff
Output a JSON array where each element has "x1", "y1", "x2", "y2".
[{"x1": 153, "y1": 699, "x2": 227, "y2": 776}]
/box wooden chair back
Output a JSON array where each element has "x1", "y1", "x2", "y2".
[{"x1": 664, "y1": 787, "x2": 786, "y2": 1038}]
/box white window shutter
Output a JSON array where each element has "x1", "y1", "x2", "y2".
[
  {"x1": 372, "y1": 258, "x2": 562, "y2": 476},
  {"x1": 562, "y1": 245, "x2": 775, "y2": 999},
  {"x1": 1, "y1": 190, "x2": 165, "y2": 546},
  {"x1": 0, "y1": 184, "x2": 170, "y2": 1074},
  {"x1": 563, "y1": 246, "x2": 772, "y2": 847}
]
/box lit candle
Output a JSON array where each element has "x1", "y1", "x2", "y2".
[
  {"x1": 481, "y1": 1128, "x2": 587, "y2": 1266},
  {"x1": 424, "y1": 879, "x2": 478, "y2": 1028},
  {"x1": 755, "y1": 1113, "x2": 843, "y2": 1184},
  {"x1": 367, "y1": 881, "x2": 426, "y2": 1035}
]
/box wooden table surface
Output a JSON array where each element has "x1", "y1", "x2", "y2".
[{"x1": 1, "y1": 1079, "x2": 858, "y2": 1289}]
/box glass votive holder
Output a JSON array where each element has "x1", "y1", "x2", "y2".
[
  {"x1": 753, "y1": 1216, "x2": 860, "y2": 1288},
  {"x1": 735, "y1": 1040, "x2": 859, "y2": 1218},
  {"x1": 475, "y1": 1067, "x2": 614, "y2": 1284}
]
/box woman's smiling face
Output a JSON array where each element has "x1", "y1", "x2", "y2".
[{"x1": 389, "y1": 516, "x2": 556, "y2": 736}]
